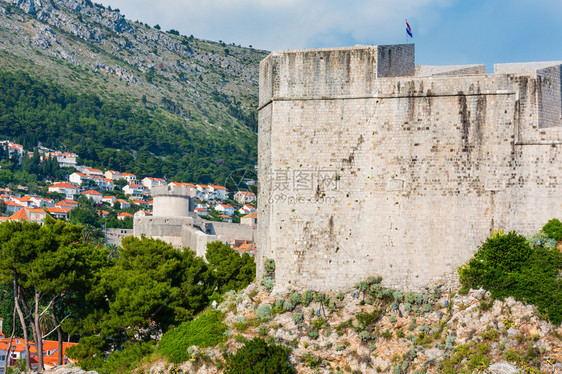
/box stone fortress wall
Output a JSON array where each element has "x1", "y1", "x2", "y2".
[
  {"x1": 134, "y1": 185, "x2": 255, "y2": 256},
  {"x1": 257, "y1": 44, "x2": 562, "y2": 292}
]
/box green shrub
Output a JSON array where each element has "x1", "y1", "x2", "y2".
[
  {"x1": 302, "y1": 352, "x2": 321, "y2": 368},
  {"x1": 381, "y1": 329, "x2": 393, "y2": 339},
  {"x1": 404, "y1": 302, "x2": 412, "y2": 313},
  {"x1": 356, "y1": 308, "x2": 382, "y2": 328},
  {"x1": 458, "y1": 230, "x2": 562, "y2": 324},
  {"x1": 359, "y1": 330, "x2": 371, "y2": 341},
  {"x1": 422, "y1": 304, "x2": 433, "y2": 313},
  {"x1": 272, "y1": 299, "x2": 284, "y2": 313},
  {"x1": 408, "y1": 317, "x2": 417, "y2": 331},
  {"x1": 314, "y1": 292, "x2": 326, "y2": 303},
  {"x1": 445, "y1": 335, "x2": 456, "y2": 350},
  {"x1": 264, "y1": 258, "x2": 276, "y2": 275},
  {"x1": 158, "y1": 310, "x2": 227, "y2": 363},
  {"x1": 328, "y1": 298, "x2": 337, "y2": 311},
  {"x1": 98, "y1": 341, "x2": 155, "y2": 374},
  {"x1": 290, "y1": 292, "x2": 301, "y2": 304},
  {"x1": 256, "y1": 305, "x2": 272, "y2": 321},
  {"x1": 405, "y1": 291, "x2": 425, "y2": 305},
  {"x1": 308, "y1": 328, "x2": 319, "y2": 339},
  {"x1": 312, "y1": 318, "x2": 326, "y2": 330},
  {"x1": 292, "y1": 312, "x2": 304, "y2": 324},
  {"x1": 225, "y1": 337, "x2": 296, "y2": 374},
  {"x1": 258, "y1": 326, "x2": 268, "y2": 336},
  {"x1": 283, "y1": 299, "x2": 295, "y2": 312},
  {"x1": 504, "y1": 348, "x2": 520, "y2": 362},
  {"x1": 234, "y1": 316, "x2": 250, "y2": 332},
  {"x1": 302, "y1": 290, "x2": 314, "y2": 306},
  {"x1": 542, "y1": 218, "x2": 562, "y2": 241},
  {"x1": 262, "y1": 277, "x2": 275, "y2": 292}
]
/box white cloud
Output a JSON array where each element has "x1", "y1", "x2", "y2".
[
  {"x1": 99, "y1": 0, "x2": 562, "y2": 67},
  {"x1": 99, "y1": 0, "x2": 453, "y2": 50}
]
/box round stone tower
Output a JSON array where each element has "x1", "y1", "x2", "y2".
[{"x1": 152, "y1": 185, "x2": 192, "y2": 217}]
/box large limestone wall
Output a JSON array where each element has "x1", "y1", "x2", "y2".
[
  {"x1": 257, "y1": 45, "x2": 562, "y2": 291},
  {"x1": 182, "y1": 224, "x2": 218, "y2": 257},
  {"x1": 134, "y1": 216, "x2": 193, "y2": 248}
]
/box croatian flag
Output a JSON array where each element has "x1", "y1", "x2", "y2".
[{"x1": 406, "y1": 20, "x2": 413, "y2": 38}]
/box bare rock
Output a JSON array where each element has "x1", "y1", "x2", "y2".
[
  {"x1": 45, "y1": 364, "x2": 98, "y2": 374},
  {"x1": 488, "y1": 361, "x2": 521, "y2": 373}
]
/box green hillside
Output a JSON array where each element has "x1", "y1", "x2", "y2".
[
  {"x1": 0, "y1": 70, "x2": 256, "y2": 183},
  {"x1": 0, "y1": 0, "x2": 268, "y2": 183}
]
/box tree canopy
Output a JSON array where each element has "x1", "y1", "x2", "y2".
[
  {"x1": 0, "y1": 70, "x2": 257, "y2": 184},
  {"x1": 458, "y1": 227, "x2": 562, "y2": 324}
]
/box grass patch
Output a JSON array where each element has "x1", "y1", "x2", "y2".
[{"x1": 158, "y1": 310, "x2": 227, "y2": 363}]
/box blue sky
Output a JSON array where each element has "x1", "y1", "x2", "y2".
[{"x1": 99, "y1": 0, "x2": 561, "y2": 70}]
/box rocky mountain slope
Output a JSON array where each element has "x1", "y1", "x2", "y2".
[
  {"x1": 0, "y1": 0, "x2": 267, "y2": 180},
  {"x1": 142, "y1": 280, "x2": 562, "y2": 374}
]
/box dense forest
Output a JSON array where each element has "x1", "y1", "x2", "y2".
[
  {"x1": 0, "y1": 70, "x2": 257, "y2": 184},
  {"x1": 0, "y1": 220, "x2": 256, "y2": 373}
]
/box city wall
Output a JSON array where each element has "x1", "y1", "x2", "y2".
[{"x1": 257, "y1": 44, "x2": 562, "y2": 291}]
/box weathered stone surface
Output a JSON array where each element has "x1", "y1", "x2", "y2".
[
  {"x1": 257, "y1": 44, "x2": 562, "y2": 292},
  {"x1": 488, "y1": 362, "x2": 521, "y2": 374},
  {"x1": 46, "y1": 364, "x2": 98, "y2": 374}
]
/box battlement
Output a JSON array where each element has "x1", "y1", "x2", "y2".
[{"x1": 152, "y1": 185, "x2": 193, "y2": 198}]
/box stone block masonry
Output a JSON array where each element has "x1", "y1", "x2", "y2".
[
  {"x1": 134, "y1": 184, "x2": 256, "y2": 256},
  {"x1": 257, "y1": 44, "x2": 562, "y2": 292}
]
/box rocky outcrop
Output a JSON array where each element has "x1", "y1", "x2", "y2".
[
  {"x1": 46, "y1": 364, "x2": 98, "y2": 374},
  {"x1": 149, "y1": 283, "x2": 562, "y2": 373}
]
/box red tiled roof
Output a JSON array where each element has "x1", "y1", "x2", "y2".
[
  {"x1": 242, "y1": 211, "x2": 258, "y2": 219},
  {"x1": 10, "y1": 209, "x2": 29, "y2": 220},
  {"x1": 238, "y1": 243, "x2": 254, "y2": 251},
  {"x1": 27, "y1": 208, "x2": 46, "y2": 213},
  {"x1": 47, "y1": 207, "x2": 70, "y2": 214},
  {"x1": 50, "y1": 183, "x2": 79, "y2": 190},
  {"x1": 118, "y1": 212, "x2": 134, "y2": 217},
  {"x1": 82, "y1": 190, "x2": 102, "y2": 195},
  {"x1": 55, "y1": 202, "x2": 75, "y2": 208},
  {"x1": 238, "y1": 191, "x2": 255, "y2": 196}
]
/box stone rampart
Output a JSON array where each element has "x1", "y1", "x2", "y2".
[{"x1": 257, "y1": 44, "x2": 562, "y2": 292}]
